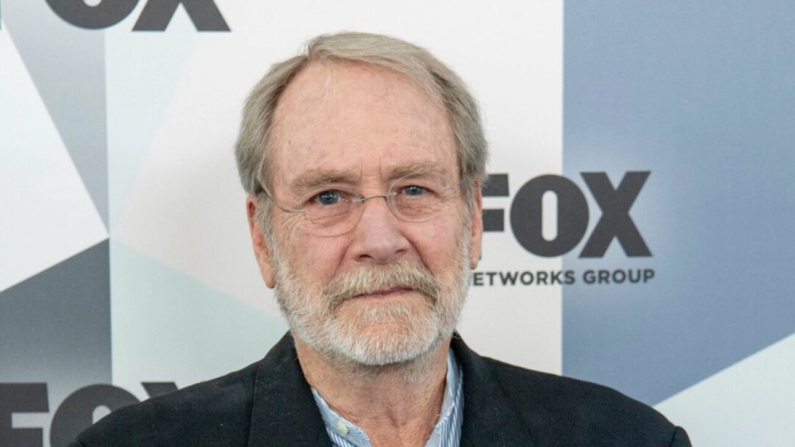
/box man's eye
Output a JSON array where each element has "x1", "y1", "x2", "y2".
[
  {"x1": 313, "y1": 190, "x2": 342, "y2": 206},
  {"x1": 401, "y1": 185, "x2": 427, "y2": 196}
]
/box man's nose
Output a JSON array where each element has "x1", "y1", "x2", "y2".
[{"x1": 349, "y1": 196, "x2": 410, "y2": 265}]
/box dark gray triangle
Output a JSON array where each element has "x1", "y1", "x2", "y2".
[
  {"x1": 0, "y1": 239, "x2": 111, "y2": 407},
  {"x1": 4, "y1": 0, "x2": 108, "y2": 228}
]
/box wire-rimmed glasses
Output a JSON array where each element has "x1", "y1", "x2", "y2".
[{"x1": 259, "y1": 174, "x2": 466, "y2": 236}]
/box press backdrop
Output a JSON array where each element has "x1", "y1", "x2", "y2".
[{"x1": 2, "y1": 1, "x2": 794, "y2": 446}]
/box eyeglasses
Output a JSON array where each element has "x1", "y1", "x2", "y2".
[{"x1": 260, "y1": 175, "x2": 466, "y2": 236}]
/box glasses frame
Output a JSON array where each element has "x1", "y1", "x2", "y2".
[{"x1": 258, "y1": 175, "x2": 467, "y2": 235}]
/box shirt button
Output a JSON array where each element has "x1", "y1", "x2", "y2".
[{"x1": 336, "y1": 420, "x2": 349, "y2": 435}]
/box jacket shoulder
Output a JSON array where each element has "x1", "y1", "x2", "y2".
[
  {"x1": 73, "y1": 361, "x2": 260, "y2": 447},
  {"x1": 484, "y1": 357, "x2": 688, "y2": 446}
]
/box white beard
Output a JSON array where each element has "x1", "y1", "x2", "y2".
[{"x1": 270, "y1": 227, "x2": 471, "y2": 368}]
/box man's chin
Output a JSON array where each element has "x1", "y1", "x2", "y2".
[
  {"x1": 320, "y1": 313, "x2": 443, "y2": 367},
  {"x1": 330, "y1": 331, "x2": 443, "y2": 368}
]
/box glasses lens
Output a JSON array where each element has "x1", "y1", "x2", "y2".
[
  {"x1": 389, "y1": 176, "x2": 457, "y2": 222},
  {"x1": 302, "y1": 190, "x2": 357, "y2": 236},
  {"x1": 292, "y1": 176, "x2": 462, "y2": 236}
]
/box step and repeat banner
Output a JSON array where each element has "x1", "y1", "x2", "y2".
[{"x1": 1, "y1": 1, "x2": 793, "y2": 446}]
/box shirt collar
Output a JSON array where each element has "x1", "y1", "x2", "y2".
[{"x1": 311, "y1": 348, "x2": 463, "y2": 447}]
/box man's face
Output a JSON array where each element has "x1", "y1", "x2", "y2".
[{"x1": 250, "y1": 62, "x2": 482, "y2": 366}]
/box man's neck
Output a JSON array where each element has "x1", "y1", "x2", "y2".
[{"x1": 294, "y1": 336, "x2": 451, "y2": 447}]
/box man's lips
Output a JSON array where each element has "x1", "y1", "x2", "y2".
[{"x1": 353, "y1": 286, "x2": 413, "y2": 299}]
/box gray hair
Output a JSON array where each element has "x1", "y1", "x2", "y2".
[{"x1": 235, "y1": 32, "x2": 488, "y2": 230}]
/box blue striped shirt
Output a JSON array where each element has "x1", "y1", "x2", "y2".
[{"x1": 310, "y1": 349, "x2": 464, "y2": 447}]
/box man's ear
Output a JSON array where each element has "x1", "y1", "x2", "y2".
[
  {"x1": 468, "y1": 182, "x2": 483, "y2": 269},
  {"x1": 247, "y1": 195, "x2": 276, "y2": 288}
]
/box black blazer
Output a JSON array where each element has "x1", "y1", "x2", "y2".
[{"x1": 70, "y1": 333, "x2": 691, "y2": 447}]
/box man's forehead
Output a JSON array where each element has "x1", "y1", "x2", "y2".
[
  {"x1": 271, "y1": 61, "x2": 447, "y2": 135},
  {"x1": 277, "y1": 61, "x2": 442, "y2": 110},
  {"x1": 269, "y1": 61, "x2": 457, "y2": 190}
]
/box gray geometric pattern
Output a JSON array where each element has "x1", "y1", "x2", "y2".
[
  {"x1": 4, "y1": 0, "x2": 109, "y2": 227},
  {"x1": 562, "y1": 0, "x2": 795, "y2": 405},
  {"x1": 2, "y1": 2, "x2": 792, "y2": 444},
  {"x1": 0, "y1": 240, "x2": 111, "y2": 407}
]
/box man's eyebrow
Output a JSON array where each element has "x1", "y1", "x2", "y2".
[
  {"x1": 389, "y1": 163, "x2": 451, "y2": 180},
  {"x1": 290, "y1": 170, "x2": 359, "y2": 191},
  {"x1": 290, "y1": 163, "x2": 453, "y2": 192}
]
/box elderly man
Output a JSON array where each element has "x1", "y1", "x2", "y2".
[{"x1": 70, "y1": 32, "x2": 690, "y2": 447}]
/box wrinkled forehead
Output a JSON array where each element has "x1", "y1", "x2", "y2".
[
  {"x1": 268, "y1": 61, "x2": 457, "y2": 192},
  {"x1": 273, "y1": 60, "x2": 447, "y2": 132}
]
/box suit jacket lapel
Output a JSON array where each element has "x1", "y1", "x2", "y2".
[
  {"x1": 245, "y1": 332, "x2": 536, "y2": 447},
  {"x1": 247, "y1": 333, "x2": 333, "y2": 447},
  {"x1": 452, "y1": 336, "x2": 539, "y2": 447}
]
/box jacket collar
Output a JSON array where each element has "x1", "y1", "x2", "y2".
[
  {"x1": 247, "y1": 332, "x2": 535, "y2": 447},
  {"x1": 451, "y1": 335, "x2": 538, "y2": 447},
  {"x1": 247, "y1": 333, "x2": 332, "y2": 447}
]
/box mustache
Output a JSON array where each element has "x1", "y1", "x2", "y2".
[{"x1": 322, "y1": 261, "x2": 441, "y2": 312}]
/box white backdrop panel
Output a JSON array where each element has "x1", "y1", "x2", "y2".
[{"x1": 111, "y1": 0, "x2": 564, "y2": 376}]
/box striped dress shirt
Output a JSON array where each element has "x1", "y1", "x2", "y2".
[{"x1": 310, "y1": 349, "x2": 464, "y2": 447}]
